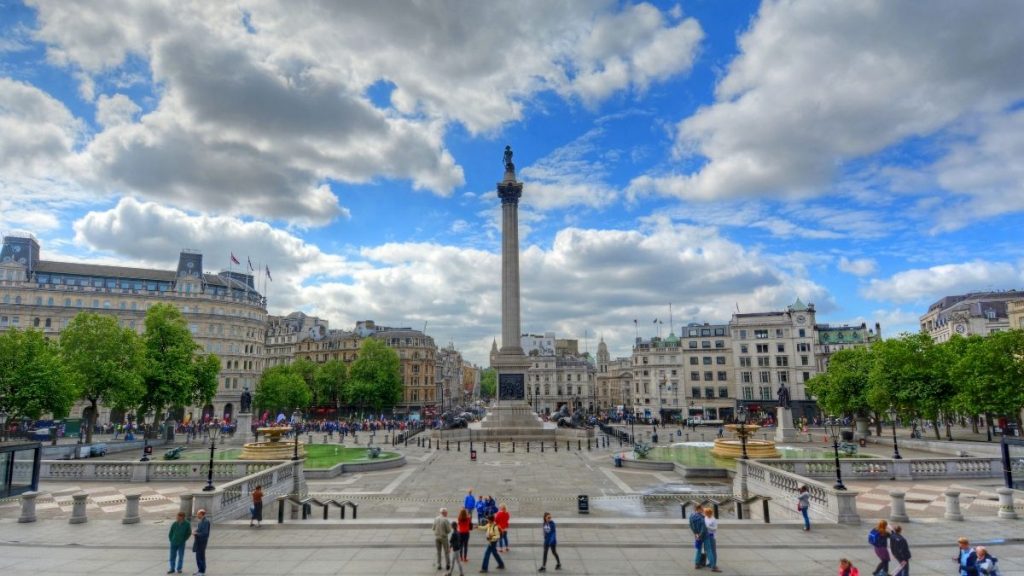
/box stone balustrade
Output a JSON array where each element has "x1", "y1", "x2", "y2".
[
  {"x1": 757, "y1": 457, "x2": 1003, "y2": 482},
  {"x1": 189, "y1": 460, "x2": 303, "y2": 522},
  {"x1": 15, "y1": 459, "x2": 283, "y2": 483},
  {"x1": 735, "y1": 459, "x2": 861, "y2": 525}
]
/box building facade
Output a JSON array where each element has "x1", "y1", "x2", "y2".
[
  {"x1": 0, "y1": 234, "x2": 267, "y2": 424},
  {"x1": 920, "y1": 291, "x2": 1020, "y2": 342},
  {"x1": 265, "y1": 312, "x2": 329, "y2": 368},
  {"x1": 1009, "y1": 299, "x2": 1024, "y2": 332}
]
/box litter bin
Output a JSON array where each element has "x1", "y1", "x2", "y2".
[
  {"x1": 614, "y1": 455, "x2": 623, "y2": 468},
  {"x1": 577, "y1": 494, "x2": 589, "y2": 514},
  {"x1": 470, "y1": 449, "x2": 477, "y2": 462},
  {"x1": 841, "y1": 430, "x2": 854, "y2": 442}
]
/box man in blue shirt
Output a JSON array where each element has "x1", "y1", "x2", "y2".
[
  {"x1": 192, "y1": 509, "x2": 211, "y2": 576},
  {"x1": 689, "y1": 504, "x2": 708, "y2": 569},
  {"x1": 464, "y1": 489, "x2": 476, "y2": 524},
  {"x1": 956, "y1": 537, "x2": 978, "y2": 576}
]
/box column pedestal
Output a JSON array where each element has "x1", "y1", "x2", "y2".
[{"x1": 774, "y1": 407, "x2": 798, "y2": 443}]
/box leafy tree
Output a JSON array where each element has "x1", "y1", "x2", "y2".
[
  {"x1": 868, "y1": 332, "x2": 950, "y2": 439},
  {"x1": 805, "y1": 347, "x2": 872, "y2": 421},
  {"x1": 313, "y1": 359, "x2": 348, "y2": 411},
  {"x1": 952, "y1": 330, "x2": 1024, "y2": 430},
  {"x1": 254, "y1": 365, "x2": 311, "y2": 414},
  {"x1": 0, "y1": 329, "x2": 75, "y2": 422},
  {"x1": 480, "y1": 368, "x2": 496, "y2": 399},
  {"x1": 140, "y1": 304, "x2": 219, "y2": 431},
  {"x1": 60, "y1": 313, "x2": 145, "y2": 443},
  {"x1": 349, "y1": 338, "x2": 403, "y2": 413}
]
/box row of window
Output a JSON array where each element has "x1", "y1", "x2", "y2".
[
  {"x1": 691, "y1": 386, "x2": 730, "y2": 399},
  {"x1": 689, "y1": 371, "x2": 729, "y2": 382}
]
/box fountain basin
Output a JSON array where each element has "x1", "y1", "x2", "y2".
[{"x1": 239, "y1": 426, "x2": 306, "y2": 460}]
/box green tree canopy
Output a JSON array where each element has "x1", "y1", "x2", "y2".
[
  {"x1": 0, "y1": 329, "x2": 75, "y2": 422},
  {"x1": 349, "y1": 338, "x2": 403, "y2": 413},
  {"x1": 140, "y1": 304, "x2": 219, "y2": 427},
  {"x1": 254, "y1": 365, "x2": 311, "y2": 414},
  {"x1": 60, "y1": 312, "x2": 145, "y2": 443},
  {"x1": 480, "y1": 368, "x2": 496, "y2": 399},
  {"x1": 805, "y1": 346, "x2": 872, "y2": 419},
  {"x1": 951, "y1": 330, "x2": 1024, "y2": 425},
  {"x1": 313, "y1": 359, "x2": 348, "y2": 409}
]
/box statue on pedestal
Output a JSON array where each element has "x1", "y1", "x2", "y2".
[
  {"x1": 503, "y1": 145, "x2": 514, "y2": 172},
  {"x1": 240, "y1": 385, "x2": 252, "y2": 414},
  {"x1": 776, "y1": 383, "x2": 791, "y2": 409}
]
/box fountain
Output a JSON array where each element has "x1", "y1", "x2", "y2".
[
  {"x1": 710, "y1": 423, "x2": 780, "y2": 459},
  {"x1": 238, "y1": 426, "x2": 305, "y2": 460}
]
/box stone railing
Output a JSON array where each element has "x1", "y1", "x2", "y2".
[
  {"x1": 190, "y1": 460, "x2": 304, "y2": 522},
  {"x1": 16, "y1": 459, "x2": 284, "y2": 483},
  {"x1": 757, "y1": 457, "x2": 1003, "y2": 482},
  {"x1": 735, "y1": 459, "x2": 861, "y2": 525}
]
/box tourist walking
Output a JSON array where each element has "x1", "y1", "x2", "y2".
[
  {"x1": 976, "y1": 546, "x2": 1000, "y2": 576},
  {"x1": 167, "y1": 511, "x2": 191, "y2": 574},
  {"x1": 477, "y1": 513, "x2": 504, "y2": 573},
  {"x1": 838, "y1": 558, "x2": 861, "y2": 576},
  {"x1": 954, "y1": 537, "x2": 979, "y2": 576},
  {"x1": 867, "y1": 519, "x2": 891, "y2": 576},
  {"x1": 495, "y1": 503, "x2": 510, "y2": 552},
  {"x1": 889, "y1": 524, "x2": 911, "y2": 576},
  {"x1": 464, "y1": 489, "x2": 476, "y2": 520},
  {"x1": 703, "y1": 507, "x2": 721, "y2": 572},
  {"x1": 797, "y1": 485, "x2": 811, "y2": 531},
  {"x1": 192, "y1": 509, "x2": 211, "y2": 576},
  {"x1": 433, "y1": 508, "x2": 452, "y2": 571},
  {"x1": 447, "y1": 521, "x2": 464, "y2": 576},
  {"x1": 688, "y1": 504, "x2": 708, "y2": 569},
  {"x1": 249, "y1": 485, "x2": 263, "y2": 527},
  {"x1": 457, "y1": 508, "x2": 473, "y2": 563},
  {"x1": 538, "y1": 512, "x2": 560, "y2": 572}
]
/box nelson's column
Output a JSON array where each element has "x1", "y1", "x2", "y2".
[{"x1": 486, "y1": 145, "x2": 539, "y2": 429}]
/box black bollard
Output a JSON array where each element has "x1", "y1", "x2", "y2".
[
  {"x1": 554, "y1": 441, "x2": 558, "y2": 452},
  {"x1": 527, "y1": 442, "x2": 530, "y2": 453},
  {"x1": 446, "y1": 440, "x2": 450, "y2": 451},
  {"x1": 483, "y1": 442, "x2": 487, "y2": 453},
  {"x1": 512, "y1": 441, "x2": 515, "y2": 453},
  {"x1": 541, "y1": 442, "x2": 544, "y2": 453},
  {"x1": 497, "y1": 442, "x2": 501, "y2": 453},
  {"x1": 458, "y1": 441, "x2": 461, "y2": 452},
  {"x1": 712, "y1": 503, "x2": 720, "y2": 518},
  {"x1": 762, "y1": 499, "x2": 771, "y2": 523},
  {"x1": 578, "y1": 440, "x2": 581, "y2": 451},
  {"x1": 278, "y1": 499, "x2": 286, "y2": 524},
  {"x1": 587, "y1": 438, "x2": 591, "y2": 450}
]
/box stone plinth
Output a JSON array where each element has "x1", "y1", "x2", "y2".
[
  {"x1": 231, "y1": 412, "x2": 254, "y2": 446},
  {"x1": 18, "y1": 491, "x2": 38, "y2": 523},
  {"x1": 122, "y1": 493, "x2": 141, "y2": 524},
  {"x1": 774, "y1": 407, "x2": 798, "y2": 442},
  {"x1": 69, "y1": 493, "x2": 88, "y2": 524}
]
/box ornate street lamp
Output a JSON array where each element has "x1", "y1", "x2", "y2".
[
  {"x1": 202, "y1": 424, "x2": 222, "y2": 492},
  {"x1": 889, "y1": 406, "x2": 902, "y2": 460},
  {"x1": 737, "y1": 407, "x2": 749, "y2": 460},
  {"x1": 827, "y1": 416, "x2": 847, "y2": 491},
  {"x1": 140, "y1": 409, "x2": 155, "y2": 462},
  {"x1": 291, "y1": 410, "x2": 302, "y2": 461}
]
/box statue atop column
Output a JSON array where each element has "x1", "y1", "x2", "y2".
[
  {"x1": 240, "y1": 385, "x2": 252, "y2": 414},
  {"x1": 776, "y1": 383, "x2": 790, "y2": 409},
  {"x1": 503, "y1": 145, "x2": 514, "y2": 172}
]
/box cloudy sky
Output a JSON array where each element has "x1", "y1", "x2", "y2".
[{"x1": 2, "y1": 0, "x2": 1023, "y2": 364}]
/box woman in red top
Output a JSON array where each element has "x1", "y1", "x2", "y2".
[
  {"x1": 457, "y1": 508, "x2": 472, "y2": 563},
  {"x1": 494, "y1": 503, "x2": 510, "y2": 552}
]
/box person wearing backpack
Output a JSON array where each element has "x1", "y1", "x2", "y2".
[
  {"x1": 797, "y1": 485, "x2": 811, "y2": 531},
  {"x1": 867, "y1": 519, "x2": 891, "y2": 576},
  {"x1": 476, "y1": 513, "x2": 504, "y2": 573},
  {"x1": 447, "y1": 520, "x2": 464, "y2": 576},
  {"x1": 976, "y1": 546, "x2": 999, "y2": 576},
  {"x1": 889, "y1": 524, "x2": 911, "y2": 576}
]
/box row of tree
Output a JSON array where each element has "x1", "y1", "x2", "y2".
[
  {"x1": 806, "y1": 330, "x2": 1024, "y2": 438},
  {"x1": 253, "y1": 338, "x2": 403, "y2": 416},
  {"x1": 0, "y1": 305, "x2": 218, "y2": 443}
]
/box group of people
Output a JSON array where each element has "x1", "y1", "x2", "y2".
[
  {"x1": 838, "y1": 530, "x2": 999, "y2": 576},
  {"x1": 166, "y1": 509, "x2": 211, "y2": 575},
  {"x1": 687, "y1": 504, "x2": 721, "y2": 572},
  {"x1": 431, "y1": 489, "x2": 561, "y2": 574}
]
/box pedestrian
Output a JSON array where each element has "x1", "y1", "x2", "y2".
[
  {"x1": 464, "y1": 489, "x2": 476, "y2": 519},
  {"x1": 167, "y1": 511, "x2": 191, "y2": 574},
  {"x1": 457, "y1": 507, "x2": 472, "y2": 563},
  {"x1": 249, "y1": 485, "x2": 263, "y2": 528},
  {"x1": 703, "y1": 507, "x2": 721, "y2": 572},
  {"x1": 192, "y1": 508, "x2": 211, "y2": 576},
  {"x1": 889, "y1": 524, "x2": 911, "y2": 576},
  {"x1": 976, "y1": 546, "x2": 1000, "y2": 576},
  {"x1": 477, "y1": 513, "x2": 504, "y2": 573},
  {"x1": 954, "y1": 537, "x2": 978, "y2": 576},
  {"x1": 494, "y1": 503, "x2": 510, "y2": 552},
  {"x1": 447, "y1": 520, "x2": 464, "y2": 576},
  {"x1": 838, "y1": 558, "x2": 860, "y2": 576},
  {"x1": 867, "y1": 519, "x2": 891, "y2": 576},
  {"x1": 433, "y1": 508, "x2": 452, "y2": 571},
  {"x1": 538, "y1": 511, "x2": 560, "y2": 572},
  {"x1": 797, "y1": 485, "x2": 811, "y2": 531},
  {"x1": 689, "y1": 504, "x2": 708, "y2": 569},
  {"x1": 476, "y1": 495, "x2": 488, "y2": 525}
]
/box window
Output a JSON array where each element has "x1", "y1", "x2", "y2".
[
  {"x1": 797, "y1": 343, "x2": 811, "y2": 352},
  {"x1": 701, "y1": 328, "x2": 711, "y2": 336},
  {"x1": 44, "y1": 318, "x2": 51, "y2": 328},
  {"x1": 718, "y1": 386, "x2": 729, "y2": 398},
  {"x1": 741, "y1": 371, "x2": 752, "y2": 383},
  {"x1": 740, "y1": 344, "x2": 748, "y2": 354},
  {"x1": 717, "y1": 371, "x2": 727, "y2": 381},
  {"x1": 702, "y1": 357, "x2": 712, "y2": 365},
  {"x1": 757, "y1": 357, "x2": 770, "y2": 367},
  {"x1": 801, "y1": 355, "x2": 809, "y2": 366},
  {"x1": 798, "y1": 328, "x2": 806, "y2": 338},
  {"x1": 689, "y1": 357, "x2": 698, "y2": 365},
  {"x1": 715, "y1": 328, "x2": 725, "y2": 336},
  {"x1": 775, "y1": 328, "x2": 784, "y2": 338},
  {"x1": 776, "y1": 343, "x2": 785, "y2": 353},
  {"x1": 803, "y1": 371, "x2": 811, "y2": 382},
  {"x1": 701, "y1": 341, "x2": 711, "y2": 348},
  {"x1": 739, "y1": 329, "x2": 747, "y2": 340},
  {"x1": 759, "y1": 386, "x2": 771, "y2": 400},
  {"x1": 715, "y1": 340, "x2": 724, "y2": 348},
  {"x1": 779, "y1": 371, "x2": 789, "y2": 383},
  {"x1": 756, "y1": 344, "x2": 768, "y2": 353},
  {"x1": 754, "y1": 329, "x2": 768, "y2": 339},
  {"x1": 704, "y1": 387, "x2": 714, "y2": 399},
  {"x1": 739, "y1": 357, "x2": 751, "y2": 367},
  {"x1": 691, "y1": 387, "x2": 701, "y2": 398},
  {"x1": 759, "y1": 371, "x2": 771, "y2": 384},
  {"x1": 704, "y1": 371, "x2": 713, "y2": 381},
  {"x1": 716, "y1": 356, "x2": 726, "y2": 365},
  {"x1": 688, "y1": 341, "x2": 697, "y2": 349},
  {"x1": 776, "y1": 356, "x2": 789, "y2": 367},
  {"x1": 742, "y1": 386, "x2": 754, "y2": 400},
  {"x1": 35, "y1": 297, "x2": 42, "y2": 305},
  {"x1": 64, "y1": 298, "x2": 70, "y2": 306}
]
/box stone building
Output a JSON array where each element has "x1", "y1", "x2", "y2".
[
  {"x1": 0, "y1": 234, "x2": 267, "y2": 424},
  {"x1": 265, "y1": 312, "x2": 329, "y2": 368},
  {"x1": 815, "y1": 322, "x2": 881, "y2": 372},
  {"x1": 919, "y1": 290, "x2": 1020, "y2": 342},
  {"x1": 506, "y1": 332, "x2": 595, "y2": 415},
  {"x1": 1009, "y1": 299, "x2": 1024, "y2": 331},
  {"x1": 595, "y1": 338, "x2": 632, "y2": 414}
]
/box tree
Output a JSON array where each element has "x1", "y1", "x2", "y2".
[
  {"x1": 806, "y1": 347, "x2": 873, "y2": 421},
  {"x1": 868, "y1": 332, "x2": 950, "y2": 439},
  {"x1": 291, "y1": 357, "x2": 318, "y2": 398},
  {"x1": 254, "y1": 365, "x2": 311, "y2": 415},
  {"x1": 349, "y1": 338, "x2": 403, "y2": 413},
  {"x1": 952, "y1": 330, "x2": 1024, "y2": 430},
  {"x1": 313, "y1": 359, "x2": 348, "y2": 411},
  {"x1": 60, "y1": 313, "x2": 145, "y2": 443},
  {"x1": 140, "y1": 304, "x2": 219, "y2": 430},
  {"x1": 480, "y1": 368, "x2": 496, "y2": 399},
  {"x1": 0, "y1": 329, "x2": 75, "y2": 423}
]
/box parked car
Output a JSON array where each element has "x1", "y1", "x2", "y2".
[{"x1": 89, "y1": 443, "x2": 109, "y2": 457}]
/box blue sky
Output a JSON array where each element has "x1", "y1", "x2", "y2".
[{"x1": 2, "y1": 1, "x2": 1023, "y2": 364}]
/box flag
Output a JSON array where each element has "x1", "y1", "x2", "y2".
[
  {"x1": 247, "y1": 256, "x2": 254, "y2": 271},
  {"x1": 265, "y1": 264, "x2": 273, "y2": 281},
  {"x1": 230, "y1": 252, "x2": 240, "y2": 265}
]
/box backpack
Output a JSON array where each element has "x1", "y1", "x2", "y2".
[
  {"x1": 450, "y1": 531, "x2": 462, "y2": 552},
  {"x1": 867, "y1": 529, "x2": 879, "y2": 546}
]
